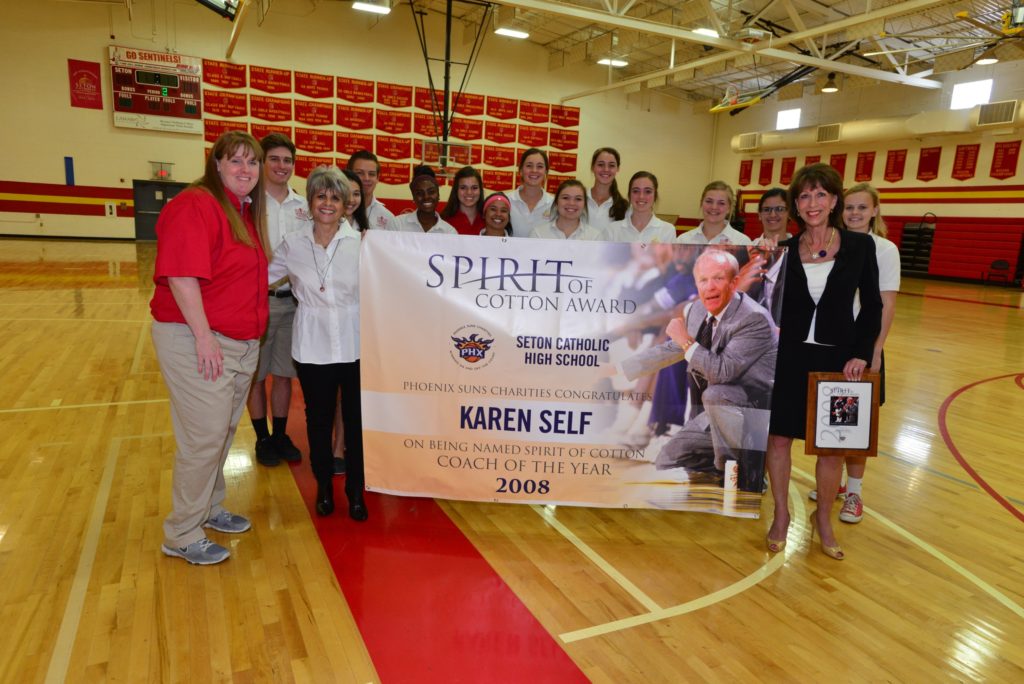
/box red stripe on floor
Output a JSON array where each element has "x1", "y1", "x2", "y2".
[{"x1": 285, "y1": 407, "x2": 587, "y2": 682}]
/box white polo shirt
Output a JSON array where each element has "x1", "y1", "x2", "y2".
[
  {"x1": 675, "y1": 223, "x2": 752, "y2": 246},
  {"x1": 366, "y1": 197, "x2": 396, "y2": 231},
  {"x1": 607, "y1": 215, "x2": 677, "y2": 243},
  {"x1": 508, "y1": 187, "x2": 553, "y2": 239},
  {"x1": 266, "y1": 187, "x2": 310, "y2": 292},
  {"x1": 386, "y1": 212, "x2": 457, "y2": 234},
  {"x1": 529, "y1": 219, "x2": 606, "y2": 241}
]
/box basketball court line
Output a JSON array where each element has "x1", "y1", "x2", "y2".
[
  {"x1": 791, "y1": 465, "x2": 1024, "y2": 620},
  {"x1": 898, "y1": 291, "x2": 1021, "y2": 310},
  {"x1": 0, "y1": 398, "x2": 167, "y2": 414},
  {"x1": 44, "y1": 438, "x2": 122, "y2": 683},
  {"x1": 551, "y1": 482, "x2": 807, "y2": 643}
]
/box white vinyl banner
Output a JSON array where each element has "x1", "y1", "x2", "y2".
[{"x1": 360, "y1": 231, "x2": 782, "y2": 518}]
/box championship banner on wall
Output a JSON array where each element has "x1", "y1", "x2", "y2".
[{"x1": 361, "y1": 234, "x2": 784, "y2": 518}]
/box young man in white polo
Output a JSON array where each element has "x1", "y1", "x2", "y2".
[
  {"x1": 347, "y1": 149, "x2": 395, "y2": 230},
  {"x1": 248, "y1": 133, "x2": 307, "y2": 466}
]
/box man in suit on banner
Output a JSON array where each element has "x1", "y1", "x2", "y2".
[{"x1": 620, "y1": 249, "x2": 779, "y2": 491}]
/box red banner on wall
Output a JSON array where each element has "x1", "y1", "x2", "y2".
[
  {"x1": 884, "y1": 149, "x2": 907, "y2": 182},
  {"x1": 951, "y1": 143, "x2": 980, "y2": 181},
  {"x1": 295, "y1": 71, "x2": 333, "y2": 99},
  {"x1": 519, "y1": 101, "x2": 550, "y2": 124},
  {"x1": 250, "y1": 123, "x2": 292, "y2": 140},
  {"x1": 336, "y1": 132, "x2": 374, "y2": 155},
  {"x1": 295, "y1": 127, "x2": 334, "y2": 154},
  {"x1": 451, "y1": 117, "x2": 484, "y2": 140},
  {"x1": 337, "y1": 77, "x2": 374, "y2": 103},
  {"x1": 549, "y1": 128, "x2": 579, "y2": 151},
  {"x1": 855, "y1": 151, "x2": 875, "y2": 182},
  {"x1": 780, "y1": 157, "x2": 796, "y2": 185},
  {"x1": 376, "y1": 110, "x2": 412, "y2": 134},
  {"x1": 414, "y1": 87, "x2": 445, "y2": 112},
  {"x1": 551, "y1": 105, "x2": 580, "y2": 127},
  {"x1": 830, "y1": 153, "x2": 847, "y2": 179},
  {"x1": 990, "y1": 140, "x2": 1021, "y2": 180},
  {"x1": 250, "y1": 66, "x2": 292, "y2": 93},
  {"x1": 548, "y1": 151, "x2": 577, "y2": 174},
  {"x1": 546, "y1": 174, "x2": 573, "y2": 194},
  {"x1": 376, "y1": 135, "x2": 412, "y2": 160},
  {"x1": 452, "y1": 92, "x2": 484, "y2": 116},
  {"x1": 68, "y1": 59, "x2": 103, "y2": 109},
  {"x1": 380, "y1": 162, "x2": 411, "y2": 185},
  {"x1": 483, "y1": 145, "x2": 516, "y2": 168},
  {"x1": 204, "y1": 90, "x2": 247, "y2": 117},
  {"x1": 482, "y1": 169, "x2": 514, "y2": 191},
  {"x1": 377, "y1": 82, "x2": 413, "y2": 108},
  {"x1": 295, "y1": 154, "x2": 334, "y2": 179},
  {"x1": 738, "y1": 159, "x2": 753, "y2": 187},
  {"x1": 485, "y1": 121, "x2": 517, "y2": 144},
  {"x1": 917, "y1": 146, "x2": 941, "y2": 182},
  {"x1": 758, "y1": 158, "x2": 774, "y2": 186},
  {"x1": 413, "y1": 113, "x2": 440, "y2": 137},
  {"x1": 486, "y1": 96, "x2": 518, "y2": 120},
  {"x1": 294, "y1": 100, "x2": 333, "y2": 126},
  {"x1": 336, "y1": 104, "x2": 374, "y2": 130},
  {"x1": 805, "y1": 155, "x2": 821, "y2": 166},
  {"x1": 518, "y1": 125, "x2": 548, "y2": 147},
  {"x1": 203, "y1": 59, "x2": 246, "y2": 88},
  {"x1": 250, "y1": 95, "x2": 291, "y2": 122},
  {"x1": 203, "y1": 118, "x2": 240, "y2": 143}
]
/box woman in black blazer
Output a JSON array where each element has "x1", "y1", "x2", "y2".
[{"x1": 764, "y1": 163, "x2": 882, "y2": 560}]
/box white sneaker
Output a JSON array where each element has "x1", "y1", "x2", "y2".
[{"x1": 161, "y1": 538, "x2": 230, "y2": 565}]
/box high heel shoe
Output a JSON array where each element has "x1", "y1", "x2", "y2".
[
  {"x1": 347, "y1": 492, "x2": 368, "y2": 522},
  {"x1": 766, "y1": 534, "x2": 787, "y2": 554},
  {"x1": 316, "y1": 479, "x2": 335, "y2": 516},
  {"x1": 808, "y1": 509, "x2": 844, "y2": 560}
]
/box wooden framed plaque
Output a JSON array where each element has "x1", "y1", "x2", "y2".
[{"x1": 805, "y1": 372, "x2": 880, "y2": 456}]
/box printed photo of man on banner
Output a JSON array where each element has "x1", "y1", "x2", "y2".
[{"x1": 360, "y1": 234, "x2": 786, "y2": 519}]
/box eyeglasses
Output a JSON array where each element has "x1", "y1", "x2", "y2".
[{"x1": 760, "y1": 206, "x2": 787, "y2": 214}]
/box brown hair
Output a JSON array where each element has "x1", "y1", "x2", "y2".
[
  {"x1": 844, "y1": 182, "x2": 888, "y2": 238},
  {"x1": 590, "y1": 147, "x2": 628, "y2": 221},
  {"x1": 197, "y1": 131, "x2": 268, "y2": 253},
  {"x1": 787, "y1": 163, "x2": 844, "y2": 231},
  {"x1": 552, "y1": 179, "x2": 587, "y2": 221}
]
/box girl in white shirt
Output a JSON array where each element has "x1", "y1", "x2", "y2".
[
  {"x1": 587, "y1": 147, "x2": 628, "y2": 232},
  {"x1": 832, "y1": 182, "x2": 901, "y2": 524},
  {"x1": 529, "y1": 179, "x2": 605, "y2": 241},
  {"x1": 607, "y1": 171, "x2": 677, "y2": 243},
  {"x1": 507, "y1": 148, "x2": 553, "y2": 238},
  {"x1": 676, "y1": 180, "x2": 751, "y2": 245},
  {"x1": 268, "y1": 166, "x2": 367, "y2": 522}
]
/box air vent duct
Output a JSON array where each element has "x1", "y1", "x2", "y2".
[
  {"x1": 816, "y1": 123, "x2": 841, "y2": 143},
  {"x1": 978, "y1": 100, "x2": 1018, "y2": 126},
  {"x1": 737, "y1": 133, "x2": 760, "y2": 151}
]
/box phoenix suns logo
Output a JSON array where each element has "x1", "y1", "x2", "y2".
[{"x1": 450, "y1": 325, "x2": 495, "y2": 370}]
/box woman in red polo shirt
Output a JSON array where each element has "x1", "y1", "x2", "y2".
[{"x1": 150, "y1": 130, "x2": 270, "y2": 566}]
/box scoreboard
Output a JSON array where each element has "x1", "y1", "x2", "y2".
[{"x1": 109, "y1": 45, "x2": 202, "y2": 134}]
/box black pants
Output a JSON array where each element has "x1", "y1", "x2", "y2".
[{"x1": 295, "y1": 360, "x2": 364, "y2": 499}]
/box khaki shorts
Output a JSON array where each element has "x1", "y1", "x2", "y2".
[{"x1": 256, "y1": 294, "x2": 298, "y2": 380}]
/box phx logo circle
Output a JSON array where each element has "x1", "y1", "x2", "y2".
[{"x1": 450, "y1": 324, "x2": 496, "y2": 370}]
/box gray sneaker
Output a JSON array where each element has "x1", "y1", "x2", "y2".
[
  {"x1": 203, "y1": 510, "x2": 252, "y2": 533},
  {"x1": 161, "y1": 538, "x2": 230, "y2": 565}
]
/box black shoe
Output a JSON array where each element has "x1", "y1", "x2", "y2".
[
  {"x1": 316, "y1": 480, "x2": 335, "y2": 516},
  {"x1": 348, "y1": 493, "x2": 368, "y2": 522},
  {"x1": 333, "y1": 457, "x2": 346, "y2": 476},
  {"x1": 273, "y1": 433, "x2": 302, "y2": 463},
  {"x1": 255, "y1": 437, "x2": 280, "y2": 467}
]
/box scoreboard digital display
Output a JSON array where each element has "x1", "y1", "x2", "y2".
[{"x1": 109, "y1": 45, "x2": 202, "y2": 134}]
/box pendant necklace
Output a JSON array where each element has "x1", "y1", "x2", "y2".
[
  {"x1": 806, "y1": 227, "x2": 835, "y2": 259},
  {"x1": 310, "y1": 233, "x2": 341, "y2": 292}
]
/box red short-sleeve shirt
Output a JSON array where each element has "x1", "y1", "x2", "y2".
[
  {"x1": 446, "y1": 209, "x2": 485, "y2": 236},
  {"x1": 150, "y1": 188, "x2": 269, "y2": 340}
]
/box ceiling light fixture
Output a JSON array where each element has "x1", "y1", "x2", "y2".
[
  {"x1": 597, "y1": 58, "x2": 628, "y2": 67},
  {"x1": 352, "y1": 1, "x2": 391, "y2": 15},
  {"x1": 821, "y1": 72, "x2": 839, "y2": 93},
  {"x1": 693, "y1": 28, "x2": 719, "y2": 38},
  {"x1": 974, "y1": 45, "x2": 999, "y2": 65},
  {"x1": 495, "y1": 27, "x2": 530, "y2": 39}
]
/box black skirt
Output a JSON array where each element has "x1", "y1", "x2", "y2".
[{"x1": 769, "y1": 340, "x2": 856, "y2": 439}]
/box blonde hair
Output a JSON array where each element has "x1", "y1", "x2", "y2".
[
  {"x1": 700, "y1": 180, "x2": 736, "y2": 217},
  {"x1": 198, "y1": 131, "x2": 269, "y2": 254},
  {"x1": 844, "y1": 182, "x2": 888, "y2": 238}
]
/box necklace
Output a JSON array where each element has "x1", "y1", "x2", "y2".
[
  {"x1": 309, "y1": 233, "x2": 342, "y2": 292},
  {"x1": 804, "y1": 227, "x2": 835, "y2": 259}
]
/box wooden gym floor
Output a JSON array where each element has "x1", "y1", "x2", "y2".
[{"x1": 0, "y1": 237, "x2": 1021, "y2": 683}]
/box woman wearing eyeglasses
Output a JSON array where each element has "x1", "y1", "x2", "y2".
[{"x1": 755, "y1": 188, "x2": 792, "y2": 245}]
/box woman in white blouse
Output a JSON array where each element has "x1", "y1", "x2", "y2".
[
  {"x1": 268, "y1": 166, "x2": 367, "y2": 521},
  {"x1": 607, "y1": 171, "x2": 677, "y2": 243},
  {"x1": 508, "y1": 148, "x2": 553, "y2": 238},
  {"x1": 586, "y1": 147, "x2": 628, "y2": 233},
  {"x1": 676, "y1": 180, "x2": 751, "y2": 245},
  {"x1": 529, "y1": 179, "x2": 605, "y2": 241}
]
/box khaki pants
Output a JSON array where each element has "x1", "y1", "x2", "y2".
[{"x1": 152, "y1": 322, "x2": 259, "y2": 548}]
